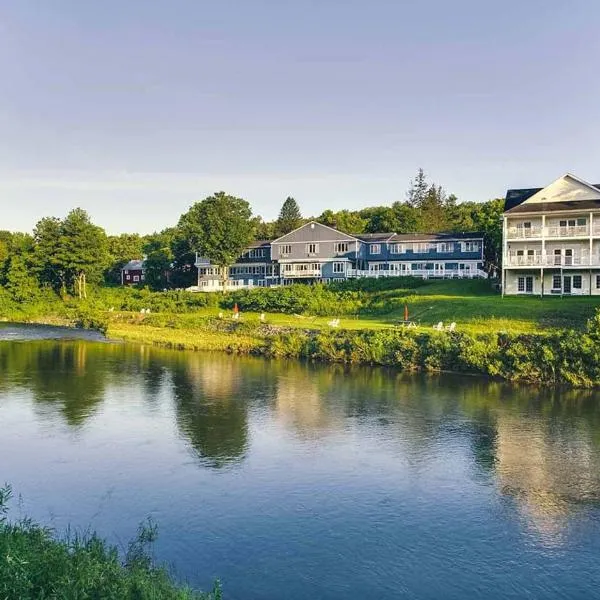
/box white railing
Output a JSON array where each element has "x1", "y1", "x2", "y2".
[
  {"x1": 506, "y1": 253, "x2": 595, "y2": 267},
  {"x1": 281, "y1": 270, "x2": 323, "y2": 278},
  {"x1": 506, "y1": 225, "x2": 592, "y2": 239},
  {"x1": 506, "y1": 227, "x2": 543, "y2": 239},
  {"x1": 347, "y1": 268, "x2": 486, "y2": 279},
  {"x1": 545, "y1": 225, "x2": 589, "y2": 237}
]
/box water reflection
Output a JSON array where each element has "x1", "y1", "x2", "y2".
[{"x1": 2, "y1": 337, "x2": 600, "y2": 545}]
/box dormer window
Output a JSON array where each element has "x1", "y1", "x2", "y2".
[{"x1": 370, "y1": 244, "x2": 381, "y2": 254}]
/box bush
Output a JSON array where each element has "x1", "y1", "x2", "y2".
[{"x1": 0, "y1": 485, "x2": 220, "y2": 600}]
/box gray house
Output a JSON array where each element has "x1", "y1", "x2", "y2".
[{"x1": 193, "y1": 222, "x2": 486, "y2": 291}]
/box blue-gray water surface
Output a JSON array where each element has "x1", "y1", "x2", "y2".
[{"x1": 1, "y1": 324, "x2": 600, "y2": 599}]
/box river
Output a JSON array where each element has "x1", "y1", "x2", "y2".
[{"x1": 1, "y1": 324, "x2": 600, "y2": 599}]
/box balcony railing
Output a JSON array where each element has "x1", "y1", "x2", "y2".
[
  {"x1": 506, "y1": 253, "x2": 595, "y2": 267},
  {"x1": 346, "y1": 268, "x2": 486, "y2": 279},
  {"x1": 281, "y1": 270, "x2": 323, "y2": 278},
  {"x1": 545, "y1": 225, "x2": 589, "y2": 237},
  {"x1": 506, "y1": 227, "x2": 543, "y2": 239},
  {"x1": 506, "y1": 225, "x2": 592, "y2": 239}
]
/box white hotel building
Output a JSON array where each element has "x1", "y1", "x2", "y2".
[{"x1": 503, "y1": 173, "x2": 600, "y2": 296}]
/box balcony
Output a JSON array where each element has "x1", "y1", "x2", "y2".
[
  {"x1": 506, "y1": 253, "x2": 595, "y2": 267},
  {"x1": 282, "y1": 269, "x2": 322, "y2": 278},
  {"x1": 545, "y1": 225, "x2": 589, "y2": 238},
  {"x1": 506, "y1": 226, "x2": 543, "y2": 239},
  {"x1": 506, "y1": 225, "x2": 593, "y2": 239}
]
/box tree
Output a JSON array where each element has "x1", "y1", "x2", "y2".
[
  {"x1": 144, "y1": 229, "x2": 177, "y2": 290},
  {"x1": 58, "y1": 208, "x2": 108, "y2": 298},
  {"x1": 317, "y1": 209, "x2": 367, "y2": 234},
  {"x1": 406, "y1": 168, "x2": 428, "y2": 208},
  {"x1": 3, "y1": 233, "x2": 38, "y2": 302},
  {"x1": 275, "y1": 197, "x2": 303, "y2": 236},
  {"x1": 32, "y1": 217, "x2": 65, "y2": 292},
  {"x1": 177, "y1": 192, "x2": 256, "y2": 284},
  {"x1": 105, "y1": 234, "x2": 145, "y2": 285}
]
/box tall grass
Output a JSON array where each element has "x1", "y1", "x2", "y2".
[{"x1": 0, "y1": 485, "x2": 220, "y2": 600}]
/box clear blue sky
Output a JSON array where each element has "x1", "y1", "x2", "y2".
[{"x1": 1, "y1": 0, "x2": 599, "y2": 234}]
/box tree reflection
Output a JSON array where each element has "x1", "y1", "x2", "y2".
[{"x1": 170, "y1": 354, "x2": 249, "y2": 469}]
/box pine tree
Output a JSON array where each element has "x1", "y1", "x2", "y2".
[
  {"x1": 406, "y1": 168, "x2": 429, "y2": 208},
  {"x1": 275, "y1": 197, "x2": 302, "y2": 236}
]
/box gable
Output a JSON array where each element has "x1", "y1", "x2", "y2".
[
  {"x1": 272, "y1": 222, "x2": 358, "y2": 244},
  {"x1": 523, "y1": 174, "x2": 600, "y2": 205}
]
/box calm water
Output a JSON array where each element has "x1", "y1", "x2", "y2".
[{"x1": 2, "y1": 325, "x2": 600, "y2": 599}]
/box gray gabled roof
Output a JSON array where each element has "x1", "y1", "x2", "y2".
[
  {"x1": 504, "y1": 182, "x2": 600, "y2": 213},
  {"x1": 354, "y1": 232, "x2": 395, "y2": 242},
  {"x1": 271, "y1": 221, "x2": 358, "y2": 244},
  {"x1": 390, "y1": 232, "x2": 484, "y2": 242},
  {"x1": 121, "y1": 259, "x2": 145, "y2": 271}
]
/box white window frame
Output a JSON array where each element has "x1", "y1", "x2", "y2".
[
  {"x1": 573, "y1": 275, "x2": 582, "y2": 290},
  {"x1": 333, "y1": 262, "x2": 345, "y2": 273},
  {"x1": 248, "y1": 248, "x2": 265, "y2": 258},
  {"x1": 596, "y1": 275, "x2": 600, "y2": 290},
  {"x1": 437, "y1": 242, "x2": 452, "y2": 253},
  {"x1": 390, "y1": 243, "x2": 405, "y2": 254},
  {"x1": 413, "y1": 243, "x2": 429, "y2": 253},
  {"x1": 133, "y1": 275, "x2": 140, "y2": 282},
  {"x1": 334, "y1": 242, "x2": 349, "y2": 254},
  {"x1": 306, "y1": 243, "x2": 319, "y2": 255},
  {"x1": 370, "y1": 244, "x2": 381, "y2": 254},
  {"x1": 463, "y1": 241, "x2": 479, "y2": 252},
  {"x1": 552, "y1": 275, "x2": 561, "y2": 290},
  {"x1": 280, "y1": 244, "x2": 292, "y2": 256}
]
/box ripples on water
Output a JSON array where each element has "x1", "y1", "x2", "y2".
[{"x1": 1, "y1": 325, "x2": 600, "y2": 599}]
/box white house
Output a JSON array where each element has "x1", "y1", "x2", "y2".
[{"x1": 502, "y1": 173, "x2": 600, "y2": 296}]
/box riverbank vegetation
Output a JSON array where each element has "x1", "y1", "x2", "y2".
[
  {"x1": 0, "y1": 485, "x2": 219, "y2": 599},
  {"x1": 3, "y1": 278, "x2": 600, "y2": 386}
]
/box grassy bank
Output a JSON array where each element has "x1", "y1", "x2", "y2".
[
  {"x1": 0, "y1": 486, "x2": 219, "y2": 600},
  {"x1": 106, "y1": 309, "x2": 600, "y2": 387},
  {"x1": 4, "y1": 279, "x2": 600, "y2": 386}
]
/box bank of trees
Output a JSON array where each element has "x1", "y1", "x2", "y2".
[{"x1": 0, "y1": 169, "x2": 503, "y2": 301}]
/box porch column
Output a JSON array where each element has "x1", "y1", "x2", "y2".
[
  {"x1": 540, "y1": 268, "x2": 544, "y2": 297},
  {"x1": 501, "y1": 216, "x2": 507, "y2": 296}
]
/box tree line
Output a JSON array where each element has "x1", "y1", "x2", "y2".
[{"x1": 0, "y1": 169, "x2": 503, "y2": 299}]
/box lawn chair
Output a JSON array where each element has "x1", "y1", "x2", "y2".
[
  {"x1": 432, "y1": 321, "x2": 443, "y2": 331},
  {"x1": 328, "y1": 318, "x2": 340, "y2": 328},
  {"x1": 445, "y1": 322, "x2": 456, "y2": 332},
  {"x1": 260, "y1": 313, "x2": 266, "y2": 322}
]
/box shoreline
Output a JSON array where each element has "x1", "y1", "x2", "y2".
[{"x1": 3, "y1": 313, "x2": 600, "y2": 388}]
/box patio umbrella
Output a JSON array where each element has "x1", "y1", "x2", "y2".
[
  {"x1": 404, "y1": 303, "x2": 409, "y2": 321},
  {"x1": 233, "y1": 303, "x2": 239, "y2": 314}
]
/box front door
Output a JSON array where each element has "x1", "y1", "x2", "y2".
[
  {"x1": 563, "y1": 275, "x2": 572, "y2": 295},
  {"x1": 525, "y1": 276, "x2": 534, "y2": 293}
]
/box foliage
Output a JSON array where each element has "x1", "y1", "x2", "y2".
[
  {"x1": 106, "y1": 233, "x2": 145, "y2": 284},
  {"x1": 0, "y1": 485, "x2": 220, "y2": 600},
  {"x1": 177, "y1": 192, "x2": 256, "y2": 277},
  {"x1": 275, "y1": 197, "x2": 303, "y2": 236}
]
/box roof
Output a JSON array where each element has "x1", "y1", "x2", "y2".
[
  {"x1": 505, "y1": 199, "x2": 600, "y2": 214},
  {"x1": 247, "y1": 240, "x2": 271, "y2": 248},
  {"x1": 504, "y1": 174, "x2": 600, "y2": 213},
  {"x1": 390, "y1": 232, "x2": 484, "y2": 242},
  {"x1": 354, "y1": 232, "x2": 395, "y2": 242},
  {"x1": 122, "y1": 259, "x2": 145, "y2": 271}
]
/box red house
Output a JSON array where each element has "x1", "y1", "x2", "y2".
[{"x1": 121, "y1": 260, "x2": 145, "y2": 285}]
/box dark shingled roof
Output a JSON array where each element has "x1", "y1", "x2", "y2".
[
  {"x1": 504, "y1": 182, "x2": 600, "y2": 213},
  {"x1": 390, "y1": 232, "x2": 484, "y2": 242},
  {"x1": 247, "y1": 240, "x2": 272, "y2": 248},
  {"x1": 505, "y1": 199, "x2": 600, "y2": 214},
  {"x1": 354, "y1": 232, "x2": 395, "y2": 242}
]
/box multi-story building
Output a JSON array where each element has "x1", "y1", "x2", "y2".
[
  {"x1": 503, "y1": 173, "x2": 600, "y2": 296},
  {"x1": 194, "y1": 222, "x2": 485, "y2": 291},
  {"x1": 121, "y1": 259, "x2": 145, "y2": 285}
]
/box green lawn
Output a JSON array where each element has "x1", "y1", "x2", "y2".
[{"x1": 109, "y1": 280, "x2": 600, "y2": 335}]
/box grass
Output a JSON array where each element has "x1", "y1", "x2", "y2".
[
  {"x1": 0, "y1": 485, "x2": 219, "y2": 600},
  {"x1": 106, "y1": 280, "x2": 600, "y2": 342}
]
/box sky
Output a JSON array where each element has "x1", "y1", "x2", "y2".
[{"x1": 1, "y1": 0, "x2": 599, "y2": 234}]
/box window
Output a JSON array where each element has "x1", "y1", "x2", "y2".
[
  {"x1": 248, "y1": 248, "x2": 265, "y2": 258},
  {"x1": 552, "y1": 275, "x2": 561, "y2": 290},
  {"x1": 126, "y1": 275, "x2": 131, "y2": 281},
  {"x1": 370, "y1": 244, "x2": 381, "y2": 254},
  {"x1": 577, "y1": 218, "x2": 587, "y2": 226},
  {"x1": 517, "y1": 277, "x2": 525, "y2": 292},
  {"x1": 522, "y1": 221, "x2": 532, "y2": 229},
  {"x1": 597, "y1": 275, "x2": 600, "y2": 289},
  {"x1": 133, "y1": 275, "x2": 140, "y2": 282},
  {"x1": 306, "y1": 243, "x2": 319, "y2": 255},
  {"x1": 124, "y1": 270, "x2": 129, "y2": 275},
  {"x1": 335, "y1": 242, "x2": 349, "y2": 253},
  {"x1": 141, "y1": 274, "x2": 145, "y2": 281},
  {"x1": 573, "y1": 275, "x2": 582, "y2": 289},
  {"x1": 280, "y1": 245, "x2": 292, "y2": 256},
  {"x1": 390, "y1": 243, "x2": 405, "y2": 254},
  {"x1": 560, "y1": 219, "x2": 576, "y2": 228},
  {"x1": 412, "y1": 263, "x2": 426, "y2": 270},
  {"x1": 413, "y1": 243, "x2": 429, "y2": 253},
  {"x1": 333, "y1": 262, "x2": 345, "y2": 273},
  {"x1": 463, "y1": 241, "x2": 479, "y2": 252},
  {"x1": 437, "y1": 242, "x2": 452, "y2": 253}
]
